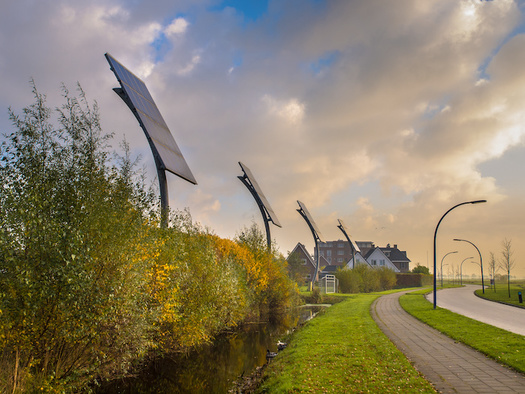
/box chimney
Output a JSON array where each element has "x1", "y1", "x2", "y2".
[{"x1": 394, "y1": 244, "x2": 398, "y2": 249}]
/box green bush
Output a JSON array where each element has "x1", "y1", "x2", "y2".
[
  {"x1": 336, "y1": 265, "x2": 397, "y2": 294},
  {"x1": 0, "y1": 84, "x2": 299, "y2": 392}
]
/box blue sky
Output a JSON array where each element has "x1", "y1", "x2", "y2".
[{"x1": 1, "y1": 0, "x2": 525, "y2": 277}]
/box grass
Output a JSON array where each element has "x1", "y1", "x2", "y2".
[
  {"x1": 258, "y1": 291, "x2": 436, "y2": 393},
  {"x1": 475, "y1": 281, "x2": 525, "y2": 308},
  {"x1": 400, "y1": 289, "x2": 525, "y2": 374}
]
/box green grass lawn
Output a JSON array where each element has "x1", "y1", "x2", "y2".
[
  {"x1": 258, "y1": 291, "x2": 436, "y2": 393},
  {"x1": 400, "y1": 289, "x2": 525, "y2": 374},
  {"x1": 475, "y1": 281, "x2": 525, "y2": 308}
]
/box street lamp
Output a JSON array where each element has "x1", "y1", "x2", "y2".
[
  {"x1": 454, "y1": 238, "x2": 485, "y2": 294},
  {"x1": 433, "y1": 200, "x2": 486, "y2": 309},
  {"x1": 460, "y1": 256, "x2": 473, "y2": 286},
  {"x1": 440, "y1": 251, "x2": 457, "y2": 288}
]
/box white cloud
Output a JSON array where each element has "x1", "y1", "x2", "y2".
[
  {"x1": 165, "y1": 17, "x2": 189, "y2": 37},
  {"x1": 262, "y1": 95, "x2": 305, "y2": 125}
]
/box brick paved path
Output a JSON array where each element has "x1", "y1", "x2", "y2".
[{"x1": 371, "y1": 291, "x2": 525, "y2": 393}]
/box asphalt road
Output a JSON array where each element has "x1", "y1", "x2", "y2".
[{"x1": 426, "y1": 284, "x2": 525, "y2": 336}]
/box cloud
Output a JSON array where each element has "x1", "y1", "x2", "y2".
[
  {"x1": 262, "y1": 94, "x2": 305, "y2": 125},
  {"x1": 2, "y1": 0, "x2": 525, "y2": 276},
  {"x1": 165, "y1": 17, "x2": 189, "y2": 37}
]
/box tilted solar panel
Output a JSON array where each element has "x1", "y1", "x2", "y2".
[
  {"x1": 105, "y1": 53, "x2": 197, "y2": 185},
  {"x1": 337, "y1": 218, "x2": 361, "y2": 253},
  {"x1": 297, "y1": 200, "x2": 325, "y2": 242},
  {"x1": 239, "y1": 162, "x2": 281, "y2": 227}
]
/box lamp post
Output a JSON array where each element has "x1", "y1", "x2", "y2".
[
  {"x1": 440, "y1": 251, "x2": 457, "y2": 288},
  {"x1": 455, "y1": 238, "x2": 485, "y2": 294},
  {"x1": 460, "y1": 256, "x2": 473, "y2": 286},
  {"x1": 433, "y1": 200, "x2": 486, "y2": 309}
]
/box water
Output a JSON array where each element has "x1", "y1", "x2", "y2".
[{"x1": 99, "y1": 306, "x2": 325, "y2": 393}]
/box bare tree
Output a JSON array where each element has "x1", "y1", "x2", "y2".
[
  {"x1": 499, "y1": 239, "x2": 515, "y2": 298},
  {"x1": 488, "y1": 251, "x2": 498, "y2": 292}
]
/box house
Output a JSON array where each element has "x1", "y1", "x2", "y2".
[
  {"x1": 287, "y1": 243, "x2": 316, "y2": 283},
  {"x1": 346, "y1": 251, "x2": 372, "y2": 269},
  {"x1": 318, "y1": 240, "x2": 355, "y2": 266},
  {"x1": 380, "y1": 244, "x2": 411, "y2": 273},
  {"x1": 319, "y1": 264, "x2": 339, "y2": 279},
  {"x1": 288, "y1": 240, "x2": 409, "y2": 280}
]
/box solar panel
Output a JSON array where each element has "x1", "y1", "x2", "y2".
[
  {"x1": 297, "y1": 200, "x2": 325, "y2": 242},
  {"x1": 105, "y1": 53, "x2": 197, "y2": 185},
  {"x1": 337, "y1": 218, "x2": 361, "y2": 253},
  {"x1": 239, "y1": 162, "x2": 281, "y2": 227}
]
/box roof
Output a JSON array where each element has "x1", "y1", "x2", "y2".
[
  {"x1": 381, "y1": 245, "x2": 411, "y2": 263},
  {"x1": 289, "y1": 243, "x2": 315, "y2": 267}
]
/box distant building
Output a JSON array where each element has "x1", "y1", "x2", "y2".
[{"x1": 287, "y1": 240, "x2": 411, "y2": 281}]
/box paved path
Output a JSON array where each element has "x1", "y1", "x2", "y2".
[
  {"x1": 372, "y1": 291, "x2": 525, "y2": 393},
  {"x1": 426, "y1": 285, "x2": 525, "y2": 336}
]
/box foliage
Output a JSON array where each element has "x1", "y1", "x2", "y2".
[
  {"x1": 285, "y1": 251, "x2": 309, "y2": 286},
  {"x1": 400, "y1": 291, "x2": 525, "y2": 374},
  {"x1": 335, "y1": 265, "x2": 397, "y2": 294},
  {"x1": 412, "y1": 263, "x2": 430, "y2": 275},
  {"x1": 259, "y1": 293, "x2": 436, "y2": 393},
  {"x1": 0, "y1": 83, "x2": 158, "y2": 391},
  {"x1": 0, "y1": 84, "x2": 299, "y2": 392},
  {"x1": 499, "y1": 238, "x2": 515, "y2": 298}
]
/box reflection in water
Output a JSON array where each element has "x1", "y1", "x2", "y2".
[{"x1": 99, "y1": 306, "x2": 325, "y2": 393}]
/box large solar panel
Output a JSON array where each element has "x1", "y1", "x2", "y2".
[
  {"x1": 337, "y1": 219, "x2": 361, "y2": 253},
  {"x1": 105, "y1": 53, "x2": 197, "y2": 185},
  {"x1": 297, "y1": 200, "x2": 325, "y2": 242},
  {"x1": 239, "y1": 162, "x2": 281, "y2": 227}
]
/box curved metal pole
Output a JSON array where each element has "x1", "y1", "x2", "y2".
[
  {"x1": 297, "y1": 207, "x2": 322, "y2": 290},
  {"x1": 440, "y1": 251, "x2": 457, "y2": 288},
  {"x1": 238, "y1": 176, "x2": 272, "y2": 250},
  {"x1": 337, "y1": 222, "x2": 356, "y2": 269},
  {"x1": 460, "y1": 257, "x2": 473, "y2": 286},
  {"x1": 433, "y1": 200, "x2": 486, "y2": 309},
  {"x1": 455, "y1": 238, "x2": 485, "y2": 294}
]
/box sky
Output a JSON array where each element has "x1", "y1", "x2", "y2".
[{"x1": 1, "y1": 0, "x2": 525, "y2": 278}]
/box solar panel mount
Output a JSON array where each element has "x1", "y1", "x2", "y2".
[
  {"x1": 297, "y1": 200, "x2": 324, "y2": 288},
  {"x1": 238, "y1": 161, "x2": 281, "y2": 249},
  {"x1": 105, "y1": 53, "x2": 196, "y2": 226}
]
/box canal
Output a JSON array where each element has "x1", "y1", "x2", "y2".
[{"x1": 99, "y1": 305, "x2": 326, "y2": 393}]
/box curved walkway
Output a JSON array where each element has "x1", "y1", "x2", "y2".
[
  {"x1": 371, "y1": 291, "x2": 525, "y2": 393},
  {"x1": 425, "y1": 285, "x2": 525, "y2": 336}
]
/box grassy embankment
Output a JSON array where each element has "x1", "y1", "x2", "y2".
[
  {"x1": 400, "y1": 289, "x2": 525, "y2": 373},
  {"x1": 474, "y1": 281, "x2": 525, "y2": 308},
  {"x1": 258, "y1": 291, "x2": 436, "y2": 393}
]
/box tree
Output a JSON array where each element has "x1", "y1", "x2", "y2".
[
  {"x1": 286, "y1": 251, "x2": 309, "y2": 285},
  {"x1": 499, "y1": 238, "x2": 515, "y2": 298},
  {"x1": 488, "y1": 251, "x2": 498, "y2": 292},
  {"x1": 412, "y1": 264, "x2": 430, "y2": 275},
  {"x1": 0, "y1": 82, "x2": 157, "y2": 391}
]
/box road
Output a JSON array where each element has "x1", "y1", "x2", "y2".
[{"x1": 426, "y1": 284, "x2": 525, "y2": 336}]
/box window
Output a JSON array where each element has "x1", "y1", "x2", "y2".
[
  {"x1": 338, "y1": 243, "x2": 344, "y2": 248},
  {"x1": 327, "y1": 257, "x2": 332, "y2": 263},
  {"x1": 380, "y1": 259, "x2": 385, "y2": 266},
  {"x1": 337, "y1": 258, "x2": 343, "y2": 263},
  {"x1": 301, "y1": 258, "x2": 307, "y2": 265},
  {"x1": 320, "y1": 250, "x2": 325, "y2": 256},
  {"x1": 327, "y1": 250, "x2": 332, "y2": 257},
  {"x1": 337, "y1": 250, "x2": 344, "y2": 255},
  {"x1": 371, "y1": 259, "x2": 377, "y2": 266}
]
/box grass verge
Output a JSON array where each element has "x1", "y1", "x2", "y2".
[
  {"x1": 258, "y1": 291, "x2": 436, "y2": 393},
  {"x1": 475, "y1": 282, "x2": 525, "y2": 308},
  {"x1": 400, "y1": 289, "x2": 525, "y2": 373}
]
